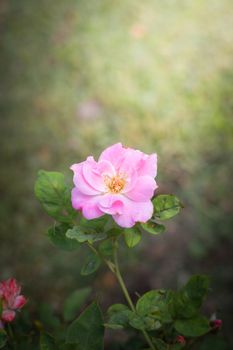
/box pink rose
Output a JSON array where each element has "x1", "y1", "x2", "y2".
[
  {"x1": 71, "y1": 143, "x2": 158, "y2": 228},
  {"x1": 0, "y1": 278, "x2": 27, "y2": 324}
]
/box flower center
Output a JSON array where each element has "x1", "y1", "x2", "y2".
[{"x1": 104, "y1": 175, "x2": 126, "y2": 194}]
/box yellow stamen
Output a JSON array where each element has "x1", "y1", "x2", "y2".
[{"x1": 104, "y1": 175, "x2": 126, "y2": 194}]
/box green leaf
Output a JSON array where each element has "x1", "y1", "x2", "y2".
[
  {"x1": 81, "y1": 251, "x2": 101, "y2": 276},
  {"x1": 107, "y1": 303, "x2": 130, "y2": 316},
  {"x1": 128, "y1": 312, "x2": 146, "y2": 330},
  {"x1": 35, "y1": 170, "x2": 75, "y2": 222},
  {"x1": 174, "y1": 316, "x2": 210, "y2": 337},
  {"x1": 40, "y1": 332, "x2": 56, "y2": 350},
  {"x1": 181, "y1": 275, "x2": 210, "y2": 309},
  {"x1": 0, "y1": 329, "x2": 7, "y2": 349},
  {"x1": 144, "y1": 317, "x2": 161, "y2": 331},
  {"x1": 98, "y1": 239, "x2": 114, "y2": 257},
  {"x1": 64, "y1": 287, "x2": 91, "y2": 322},
  {"x1": 48, "y1": 224, "x2": 80, "y2": 251},
  {"x1": 124, "y1": 227, "x2": 142, "y2": 248},
  {"x1": 136, "y1": 290, "x2": 162, "y2": 315},
  {"x1": 153, "y1": 194, "x2": 183, "y2": 221},
  {"x1": 128, "y1": 313, "x2": 145, "y2": 330},
  {"x1": 136, "y1": 290, "x2": 173, "y2": 323},
  {"x1": 106, "y1": 304, "x2": 131, "y2": 329},
  {"x1": 140, "y1": 221, "x2": 165, "y2": 235},
  {"x1": 172, "y1": 275, "x2": 210, "y2": 319},
  {"x1": 66, "y1": 302, "x2": 104, "y2": 350},
  {"x1": 66, "y1": 226, "x2": 106, "y2": 243}
]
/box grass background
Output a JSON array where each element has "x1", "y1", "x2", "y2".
[{"x1": 0, "y1": 0, "x2": 233, "y2": 347}]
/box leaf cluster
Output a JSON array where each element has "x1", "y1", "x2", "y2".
[{"x1": 105, "y1": 275, "x2": 212, "y2": 348}]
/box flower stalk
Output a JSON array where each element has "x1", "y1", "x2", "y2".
[{"x1": 110, "y1": 240, "x2": 156, "y2": 350}]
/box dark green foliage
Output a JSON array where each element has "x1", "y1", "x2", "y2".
[
  {"x1": 98, "y1": 239, "x2": 114, "y2": 257},
  {"x1": 171, "y1": 275, "x2": 210, "y2": 319},
  {"x1": 136, "y1": 290, "x2": 173, "y2": 324},
  {"x1": 66, "y1": 302, "x2": 104, "y2": 350},
  {"x1": 174, "y1": 316, "x2": 210, "y2": 337},
  {"x1": 40, "y1": 332, "x2": 56, "y2": 350},
  {"x1": 0, "y1": 330, "x2": 7, "y2": 349},
  {"x1": 151, "y1": 338, "x2": 168, "y2": 350},
  {"x1": 35, "y1": 171, "x2": 76, "y2": 223},
  {"x1": 197, "y1": 335, "x2": 231, "y2": 350},
  {"x1": 105, "y1": 275, "x2": 213, "y2": 346},
  {"x1": 81, "y1": 251, "x2": 101, "y2": 276},
  {"x1": 105, "y1": 304, "x2": 132, "y2": 329},
  {"x1": 47, "y1": 224, "x2": 80, "y2": 251},
  {"x1": 39, "y1": 303, "x2": 61, "y2": 330}
]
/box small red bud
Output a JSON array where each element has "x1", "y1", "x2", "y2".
[
  {"x1": 210, "y1": 319, "x2": 222, "y2": 331},
  {"x1": 176, "y1": 335, "x2": 186, "y2": 345}
]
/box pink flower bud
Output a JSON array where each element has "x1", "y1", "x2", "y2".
[
  {"x1": 1, "y1": 310, "x2": 16, "y2": 323},
  {"x1": 210, "y1": 319, "x2": 222, "y2": 330},
  {"x1": 0, "y1": 278, "x2": 27, "y2": 325},
  {"x1": 176, "y1": 335, "x2": 186, "y2": 345}
]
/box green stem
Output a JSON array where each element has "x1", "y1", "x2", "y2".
[
  {"x1": 87, "y1": 242, "x2": 115, "y2": 273},
  {"x1": 7, "y1": 324, "x2": 16, "y2": 349},
  {"x1": 112, "y1": 242, "x2": 156, "y2": 350},
  {"x1": 113, "y1": 247, "x2": 134, "y2": 311}
]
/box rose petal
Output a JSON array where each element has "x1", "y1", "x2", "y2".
[
  {"x1": 83, "y1": 159, "x2": 115, "y2": 192},
  {"x1": 99, "y1": 143, "x2": 124, "y2": 170},
  {"x1": 9, "y1": 278, "x2": 20, "y2": 294},
  {"x1": 98, "y1": 194, "x2": 124, "y2": 215},
  {"x1": 120, "y1": 149, "x2": 157, "y2": 178},
  {"x1": 71, "y1": 188, "x2": 104, "y2": 219},
  {"x1": 112, "y1": 212, "x2": 135, "y2": 228},
  {"x1": 112, "y1": 197, "x2": 153, "y2": 228},
  {"x1": 138, "y1": 153, "x2": 157, "y2": 178},
  {"x1": 71, "y1": 160, "x2": 100, "y2": 195},
  {"x1": 125, "y1": 176, "x2": 158, "y2": 201}
]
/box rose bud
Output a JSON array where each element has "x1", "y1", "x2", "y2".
[
  {"x1": 0, "y1": 278, "x2": 27, "y2": 324},
  {"x1": 176, "y1": 335, "x2": 186, "y2": 345}
]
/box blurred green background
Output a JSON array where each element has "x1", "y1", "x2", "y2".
[{"x1": 0, "y1": 0, "x2": 233, "y2": 347}]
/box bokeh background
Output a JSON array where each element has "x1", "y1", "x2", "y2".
[{"x1": 0, "y1": 0, "x2": 233, "y2": 347}]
